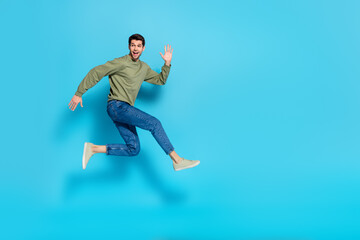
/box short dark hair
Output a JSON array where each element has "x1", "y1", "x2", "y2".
[{"x1": 128, "y1": 34, "x2": 145, "y2": 46}]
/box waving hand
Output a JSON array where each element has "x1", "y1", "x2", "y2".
[{"x1": 160, "y1": 44, "x2": 173, "y2": 66}]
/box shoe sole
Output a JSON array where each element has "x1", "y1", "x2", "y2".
[
  {"x1": 174, "y1": 161, "x2": 200, "y2": 171},
  {"x1": 82, "y1": 142, "x2": 88, "y2": 170}
]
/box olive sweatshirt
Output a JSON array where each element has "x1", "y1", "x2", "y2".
[{"x1": 75, "y1": 54, "x2": 171, "y2": 106}]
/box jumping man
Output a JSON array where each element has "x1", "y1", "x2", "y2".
[{"x1": 68, "y1": 34, "x2": 200, "y2": 171}]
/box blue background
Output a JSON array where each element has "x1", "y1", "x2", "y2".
[{"x1": 1, "y1": 0, "x2": 360, "y2": 239}]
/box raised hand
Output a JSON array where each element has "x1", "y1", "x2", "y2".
[
  {"x1": 68, "y1": 94, "x2": 83, "y2": 111},
  {"x1": 159, "y1": 44, "x2": 173, "y2": 66}
]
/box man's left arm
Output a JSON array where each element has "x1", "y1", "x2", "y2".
[
  {"x1": 144, "y1": 44, "x2": 173, "y2": 85},
  {"x1": 144, "y1": 64, "x2": 171, "y2": 85}
]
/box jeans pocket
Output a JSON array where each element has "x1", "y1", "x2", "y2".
[
  {"x1": 115, "y1": 101, "x2": 129, "y2": 112},
  {"x1": 107, "y1": 101, "x2": 129, "y2": 122},
  {"x1": 107, "y1": 103, "x2": 116, "y2": 120}
]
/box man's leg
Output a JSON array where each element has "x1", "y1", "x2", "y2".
[
  {"x1": 90, "y1": 122, "x2": 140, "y2": 156},
  {"x1": 109, "y1": 102, "x2": 174, "y2": 156},
  {"x1": 82, "y1": 121, "x2": 140, "y2": 169},
  {"x1": 106, "y1": 121, "x2": 140, "y2": 156},
  {"x1": 108, "y1": 103, "x2": 200, "y2": 170}
]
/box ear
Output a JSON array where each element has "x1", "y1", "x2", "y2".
[
  {"x1": 143, "y1": 46, "x2": 145, "y2": 51},
  {"x1": 128, "y1": 45, "x2": 131, "y2": 50}
]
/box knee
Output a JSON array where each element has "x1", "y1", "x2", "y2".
[
  {"x1": 128, "y1": 141, "x2": 140, "y2": 156},
  {"x1": 149, "y1": 117, "x2": 162, "y2": 132}
]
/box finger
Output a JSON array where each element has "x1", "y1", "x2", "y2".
[
  {"x1": 167, "y1": 44, "x2": 170, "y2": 52},
  {"x1": 171, "y1": 48, "x2": 173, "y2": 54},
  {"x1": 80, "y1": 100, "x2": 83, "y2": 107},
  {"x1": 70, "y1": 101, "x2": 75, "y2": 110},
  {"x1": 73, "y1": 102, "x2": 78, "y2": 111},
  {"x1": 164, "y1": 45, "x2": 166, "y2": 53},
  {"x1": 160, "y1": 52, "x2": 164, "y2": 58}
]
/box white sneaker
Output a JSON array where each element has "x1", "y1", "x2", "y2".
[
  {"x1": 173, "y1": 158, "x2": 200, "y2": 171},
  {"x1": 82, "y1": 142, "x2": 94, "y2": 170}
]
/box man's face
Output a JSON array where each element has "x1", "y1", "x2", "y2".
[{"x1": 128, "y1": 39, "x2": 145, "y2": 61}]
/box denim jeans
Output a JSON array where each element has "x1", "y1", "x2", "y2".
[{"x1": 106, "y1": 100, "x2": 174, "y2": 156}]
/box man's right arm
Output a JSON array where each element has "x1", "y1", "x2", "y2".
[
  {"x1": 69, "y1": 58, "x2": 122, "y2": 111},
  {"x1": 75, "y1": 58, "x2": 122, "y2": 97}
]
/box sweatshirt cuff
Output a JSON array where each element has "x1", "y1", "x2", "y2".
[{"x1": 75, "y1": 91, "x2": 83, "y2": 97}]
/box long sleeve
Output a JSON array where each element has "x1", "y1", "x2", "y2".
[
  {"x1": 144, "y1": 64, "x2": 171, "y2": 85},
  {"x1": 75, "y1": 58, "x2": 122, "y2": 97}
]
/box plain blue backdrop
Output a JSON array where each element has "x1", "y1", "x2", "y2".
[{"x1": 1, "y1": 0, "x2": 360, "y2": 239}]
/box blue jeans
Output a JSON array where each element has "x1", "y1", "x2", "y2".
[{"x1": 106, "y1": 100, "x2": 174, "y2": 156}]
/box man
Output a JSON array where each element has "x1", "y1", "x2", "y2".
[{"x1": 68, "y1": 34, "x2": 200, "y2": 171}]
